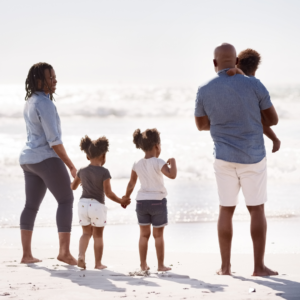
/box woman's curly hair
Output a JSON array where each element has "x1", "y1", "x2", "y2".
[
  {"x1": 133, "y1": 128, "x2": 161, "y2": 151},
  {"x1": 25, "y1": 62, "x2": 54, "y2": 101},
  {"x1": 237, "y1": 49, "x2": 261, "y2": 76},
  {"x1": 80, "y1": 135, "x2": 109, "y2": 159}
]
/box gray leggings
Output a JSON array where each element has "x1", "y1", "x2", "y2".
[{"x1": 20, "y1": 157, "x2": 74, "y2": 232}]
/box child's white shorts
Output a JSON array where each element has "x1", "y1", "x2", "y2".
[
  {"x1": 78, "y1": 198, "x2": 107, "y2": 227},
  {"x1": 213, "y1": 157, "x2": 267, "y2": 207}
]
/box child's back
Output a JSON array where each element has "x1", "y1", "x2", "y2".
[
  {"x1": 133, "y1": 157, "x2": 167, "y2": 200},
  {"x1": 78, "y1": 165, "x2": 110, "y2": 204}
]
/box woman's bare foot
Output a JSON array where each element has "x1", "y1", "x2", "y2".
[
  {"x1": 253, "y1": 266, "x2": 278, "y2": 276},
  {"x1": 158, "y1": 265, "x2": 172, "y2": 272},
  {"x1": 57, "y1": 253, "x2": 77, "y2": 265},
  {"x1": 20, "y1": 256, "x2": 42, "y2": 264},
  {"x1": 217, "y1": 266, "x2": 232, "y2": 275},
  {"x1": 140, "y1": 263, "x2": 150, "y2": 271},
  {"x1": 77, "y1": 256, "x2": 86, "y2": 269},
  {"x1": 95, "y1": 264, "x2": 107, "y2": 270}
]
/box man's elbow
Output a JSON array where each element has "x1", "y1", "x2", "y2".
[{"x1": 267, "y1": 117, "x2": 279, "y2": 127}]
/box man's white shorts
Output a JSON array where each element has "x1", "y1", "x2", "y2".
[
  {"x1": 213, "y1": 157, "x2": 267, "y2": 207},
  {"x1": 78, "y1": 198, "x2": 107, "y2": 227}
]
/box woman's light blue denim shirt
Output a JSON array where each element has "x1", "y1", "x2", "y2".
[{"x1": 19, "y1": 91, "x2": 62, "y2": 165}]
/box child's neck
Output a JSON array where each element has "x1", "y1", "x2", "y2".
[
  {"x1": 89, "y1": 158, "x2": 104, "y2": 167},
  {"x1": 144, "y1": 149, "x2": 159, "y2": 159}
]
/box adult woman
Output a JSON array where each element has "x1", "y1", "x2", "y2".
[{"x1": 19, "y1": 62, "x2": 77, "y2": 265}]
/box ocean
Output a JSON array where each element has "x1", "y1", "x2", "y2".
[{"x1": 0, "y1": 84, "x2": 299, "y2": 228}]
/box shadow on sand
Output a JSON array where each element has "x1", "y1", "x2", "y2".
[
  {"x1": 28, "y1": 264, "x2": 227, "y2": 294},
  {"x1": 233, "y1": 275, "x2": 300, "y2": 300}
]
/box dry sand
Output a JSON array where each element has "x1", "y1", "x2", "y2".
[{"x1": 0, "y1": 248, "x2": 299, "y2": 300}]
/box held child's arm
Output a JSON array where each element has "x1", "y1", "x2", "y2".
[
  {"x1": 226, "y1": 68, "x2": 245, "y2": 76},
  {"x1": 125, "y1": 170, "x2": 138, "y2": 198},
  {"x1": 103, "y1": 178, "x2": 130, "y2": 206},
  {"x1": 161, "y1": 158, "x2": 177, "y2": 179},
  {"x1": 70, "y1": 176, "x2": 81, "y2": 190},
  {"x1": 263, "y1": 125, "x2": 281, "y2": 153}
]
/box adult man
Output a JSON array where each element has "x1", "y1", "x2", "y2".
[{"x1": 195, "y1": 43, "x2": 278, "y2": 276}]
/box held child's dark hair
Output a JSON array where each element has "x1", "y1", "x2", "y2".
[
  {"x1": 133, "y1": 128, "x2": 160, "y2": 151},
  {"x1": 80, "y1": 135, "x2": 109, "y2": 159},
  {"x1": 237, "y1": 49, "x2": 261, "y2": 76},
  {"x1": 25, "y1": 62, "x2": 55, "y2": 101}
]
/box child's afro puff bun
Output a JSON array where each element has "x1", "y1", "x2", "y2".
[
  {"x1": 80, "y1": 135, "x2": 109, "y2": 159},
  {"x1": 133, "y1": 128, "x2": 160, "y2": 151}
]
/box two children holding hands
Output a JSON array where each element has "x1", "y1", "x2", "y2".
[{"x1": 71, "y1": 128, "x2": 177, "y2": 272}]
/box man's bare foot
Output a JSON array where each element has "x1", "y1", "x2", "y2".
[
  {"x1": 217, "y1": 267, "x2": 232, "y2": 275},
  {"x1": 253, "y1": 266, "x2": 278, "y2": 276},
  {"x1": 140, "y1": 264, "x2": 150, "y2": 271},
  {"x1": 20, "y1": 256, "x2": 42, "y2": 264},
  {"x1": 158, "y1": 265, "x2": 172, "y2": 272},
  {"x1": 95, "y1": 264, "x2": 107, "y2": 270},
  {"x1": 77, "y1": 256, "x2": 86, "y2": 269},
  {"x1": 57, "y1": 253, "x2": 77, "y2": 265}
]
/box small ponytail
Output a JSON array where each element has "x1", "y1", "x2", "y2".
[
  {"x1": 133, "y1": 129, "x2": 143, "y2": 149},
  {"x1": 79, "y1": 135, "x2": 109, "y2": 159},
  {"x1": 80, "y1": 135, "x2": 92, "y2": 154},
  {"x1": 133, "y1": 128, "x2": 160, "y2": 151}
]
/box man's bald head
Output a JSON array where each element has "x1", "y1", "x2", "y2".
[{"x1": 213, "y1": 43, "x2": 238, "y2": 72}]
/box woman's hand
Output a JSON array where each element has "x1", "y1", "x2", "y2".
[{"x1": 70, "y1": 166, "x2": 77, "y2": 179}]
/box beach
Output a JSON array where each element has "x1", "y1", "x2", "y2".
[
  {"x1": 1, "y1": 221, "x2": 300, "y2": 299},
  {"x1": 0, "y1": 84, "x2": 300, "y2": 299}
]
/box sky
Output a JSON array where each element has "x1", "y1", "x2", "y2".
[{"x1": 0, "y1": 0, "x2": 299, "y2": 86}]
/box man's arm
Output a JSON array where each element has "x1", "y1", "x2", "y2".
[
  {"x1": 195, "y1": 116, "x2": 210, "y2": 131},
  {"x1": 261, "y1": 106, "x2": 278, "y2": 127}
]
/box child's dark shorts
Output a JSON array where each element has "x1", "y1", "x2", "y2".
[{"x1": 136, "y1": 198, "x2": 168, "y2": 228}]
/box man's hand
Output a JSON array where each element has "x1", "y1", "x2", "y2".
[
  {"x1": 272, "y1": 138, "x2": 281, "y2": 153},
  {"x1": 226, "y1": 68, "x2": 245, "y2": 76},
  {"x1": 121, "y1": 196, "x2": 131, "y2": 208}
]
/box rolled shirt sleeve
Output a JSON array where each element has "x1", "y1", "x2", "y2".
[
  {"x1": 194, "y1": 87, "x2": 207, "y2": 117},
  {"x1": 255, "y1": 79, "x2": 273, "y2": 111},
  {"x1": 36, "y1": 100, "x2": 63, "y2": 148}
]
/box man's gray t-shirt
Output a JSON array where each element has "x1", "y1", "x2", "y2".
[
  {"x1": 195, "y1": 69, "x2": 272, "y2": 164},
  {"x1": 77, "y1": 165, "x2": 111, "y2": 204}
]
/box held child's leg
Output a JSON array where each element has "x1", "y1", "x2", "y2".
[
  {"x1": 139, "y1": 225, "x2": 151, "y2": 271},
  {"x1": 93, "y1": 227, "x2": 106, "y2": 269},
  {"x1": 153, "y1": 227, "x2": 171, "y2": 271},
  {"x1": 78, "y1": 225, "x2": 93, "y2": 269}
]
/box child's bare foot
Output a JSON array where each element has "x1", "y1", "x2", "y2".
[
  {"x1": 217, "y1": 266, "x2": 232, "y2": 275},
  {"x1": 140, "y1": 263, "x2": 150, "y2": 271},
  {"x1": 272, "y1": 138, "x2": 281, "y2": 153},
  {"x1": 158, "y1": 265, "x2": 171, "y2": 272},
  {"x1": 20, "y1": 256, "x2": 42, "y2": 264},
  {"x1": 253, "y1": 266, "x2": 278, "y2": 276},
  {"x1": 95, "y1": 264, "x2": 107, "y2": 270},
  {"x1": 57, "y1": 253, "x2": 77, "y2": 265},
  {"x1": 77, "y1": 256, "x2": 86, "y2": 269}
]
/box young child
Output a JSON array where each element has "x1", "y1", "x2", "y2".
[
  {"x1": 124, "y1": 128, "x2": 177, "y2": 272},
  {"x1": 71, "y1": 135, "x2": 131, "y2": 269},
  {"x1": 228, "y1": 49, "x2": 281, "y2": 152}
]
